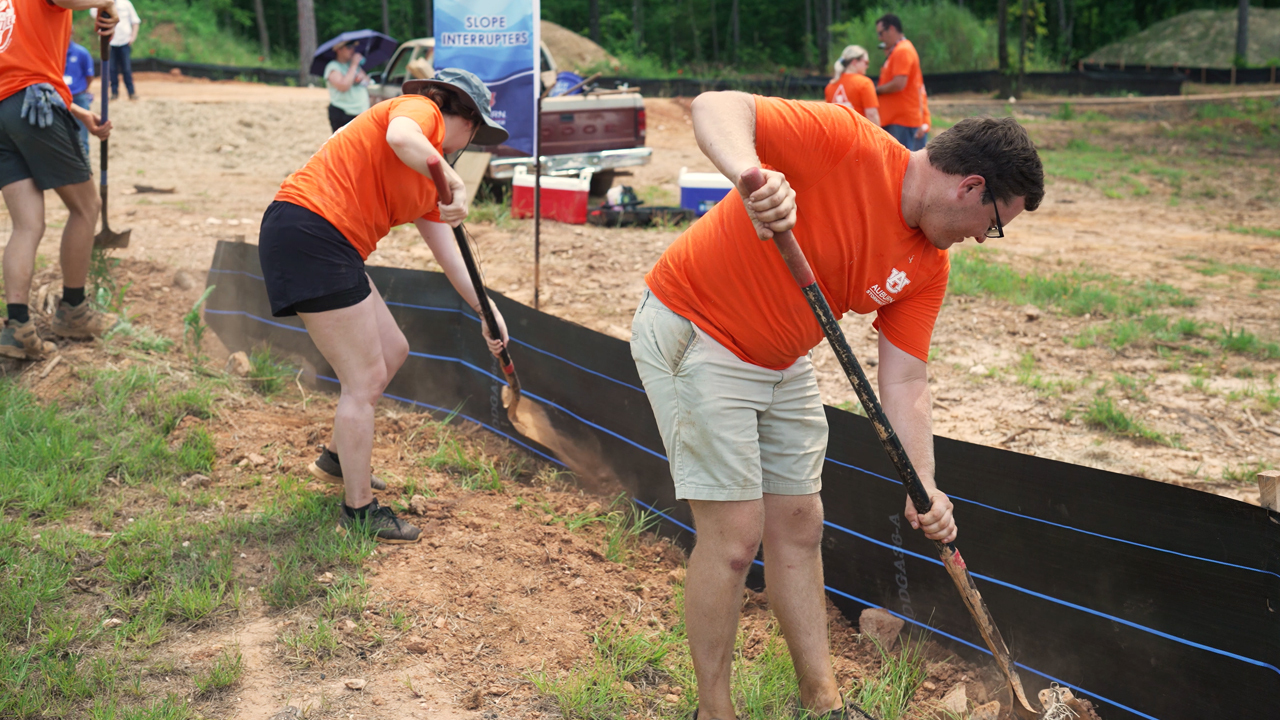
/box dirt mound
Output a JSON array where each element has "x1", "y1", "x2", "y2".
[
  {"x1": 541, "y1": 20, "x2": 620, "y2": 73},
  {"x1": 1085, "y1": 7, "x2": 1280, "y2": 67}
]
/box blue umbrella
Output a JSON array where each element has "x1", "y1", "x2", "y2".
[{"x1": 310, "y1": 29, "x2": 398, "y2": 77}]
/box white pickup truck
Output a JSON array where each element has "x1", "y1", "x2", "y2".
[{"x1": 368, "y1": 38, "x2": 651, "y2": 192}]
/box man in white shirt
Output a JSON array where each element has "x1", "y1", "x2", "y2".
[{"x1": 90, "y1": 0, "x2": 142, "y2": 100}]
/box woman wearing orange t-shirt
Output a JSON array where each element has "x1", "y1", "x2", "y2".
[
  {"x1": 823, "y1": 45, "x2": 880, "y2": 126},
  {"x1": 258, "y1": 69, "x2": 509, "y2": 543}
]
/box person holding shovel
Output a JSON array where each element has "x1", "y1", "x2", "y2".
[
  {"x1": 258, "y1": 69, "x2": 510, "y2": 543},
  {"x1": 631, "y1": 92, "x2": 1042, "y2": 720},
  {"x1": 0, "y1": 0, "x2": 121, "y2": 360}
]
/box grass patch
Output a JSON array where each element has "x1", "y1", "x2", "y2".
[
  {"x1": 470, "y1": 187, "x2": 515, "y2": 229},
  {"x1": 192, "y1": 649, "x2": 243, "y2": 696},
  {"x1": 949, "y1": 248, "x2": 1196, "y2": 318},
  {"x1": 1182, "y1": 255, "x2": 1280, "y2": 291},
  {"x1": 1082, "y1": 397, "x2": 1175, "y2": 446},
  {"x1": 533, "y1": 596, "x2": 941, "y2": 720},
  {"x1": 1227, "y1": 225, "x2": 1280, "y2": 239},
  {"x1": 0, "y1": 363, "x2": 382, "y2": 717},
  {"x1": 246, "y1": 347, "x2": 299, "y2": 396}
]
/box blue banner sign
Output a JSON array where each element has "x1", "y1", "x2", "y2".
[{"x1": 434, "y1": 0, "x2": 540, "y2": 156}]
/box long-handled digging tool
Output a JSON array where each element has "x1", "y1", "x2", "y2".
[
  {"x1": 427, "y1": 156, "x2": 521, "y2": 417},
  {"x1": 94, "y1": 15, "x2": 131, "y2": 250},
  {"x1": 739, "y1": 167, "x2": 1054, "y2": 720}
]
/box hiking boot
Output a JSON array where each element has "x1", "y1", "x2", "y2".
[
  {"x1": 337, "y1": 499, "x2": 421, "y2": 544},
  {"x1": 52, "y1": 299, "x2": 117, "y2": 338},
  {"x1": 308, "y1": 445, "x2": 387, "y2": 491},
  {"x1": 0, "y1": 319, "x2": 50, "y2": 359}
]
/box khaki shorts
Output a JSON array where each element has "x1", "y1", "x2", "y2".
[{"x1": 630, "y1": 289, "x2": 827, "y2": 502}]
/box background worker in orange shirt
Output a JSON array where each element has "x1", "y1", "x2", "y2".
[
  {"x1": 632, "y1": 89, "x2": 1044, "y2": 720},
  {"x1": 0, "y1": 0, "x2": 121, "y2": 360},
  {"x1": 874, "y1": 13, "x2": 926, "y2": 150},
  {"x1": 257, "y1": 69, "x2": 510, "y2": 544},
  {"x1": 824, "y1": 45, "x2": 880, "y2": 126}
]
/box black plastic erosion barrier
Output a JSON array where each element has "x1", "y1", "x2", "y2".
[{"x1": 205, "y1": 241, "x2": 1278, "y2": 720}]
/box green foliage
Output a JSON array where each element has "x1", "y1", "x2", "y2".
[
  {"x1": 852, "y1": 635, "x2": 932, "y2": 720},
  {"x1": 246, "y1": 347, "x2": 298, "y2": 396},
  {"x1": 0, "y1": 369, "x2": 398, "y2": 715},
  {"x1": 89, "y1": 249, "x2": 130, "y2": 317},
  {"x1": 1227, "y1": 225, "x2": 1280, "y2": 239},
  {"x1": 834, "y1": 2, "x2": 1059, "y2": 73},
  {"x1": 183, "y1": 286, "x2": 216, "y2": 362},
  {"x1": 601, "y1": 496, "x2": 661, "y2": 564},
  {"x1": 1082, "y1": 397, "x2": 1174, "y2": 446},
  {"x1": 948, "y1": 248, "x2": 1195, "y2": 318},
  {"x1": 193, "y1": 650, "x2": 244, "y2": 695}
]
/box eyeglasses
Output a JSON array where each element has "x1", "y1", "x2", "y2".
[{"x1": 985, "y1": 190, "x2": 1005, "y2": 239}]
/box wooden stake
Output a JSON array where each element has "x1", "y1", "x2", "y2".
[{"x1": 1259, "y1": 471, "x2": 1280, "y2": 512}]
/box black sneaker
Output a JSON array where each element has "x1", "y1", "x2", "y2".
[
  {"x1": 337, "y1": 499, "x2": 421, "y2": 544},
  {"x1": 308, "y1": 445, "x2": 387, "y2": 491}
]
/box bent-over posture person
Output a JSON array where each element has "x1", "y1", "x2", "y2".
[
  {"x1": 631, "y1": 92, "x2": 1043, "y2": 719},
  {"x1": 0, "y1": 0, "x2": 120, "y2": 359},
  {"x1": 259, "y1": 69, "x2": 510, "y2": 543}
]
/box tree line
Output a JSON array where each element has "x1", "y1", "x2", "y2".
[{"x1": 197, "y1": 0, "x2": 1278, "y2": 78}]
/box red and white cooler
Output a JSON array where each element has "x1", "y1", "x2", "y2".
[{"x1": 511, "y1": 166, "x2": 594, "y2": 225}]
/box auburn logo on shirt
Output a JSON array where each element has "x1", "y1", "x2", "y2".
[
  {"x1": 866, "y1": 267, "x2": 911, "y2": 306},
  {"x1": 832, "y1": 84, "x2": 852, "y2": 109},
  {"x1": 0, "y1": 0, "x2": 15, "y2": 54}
]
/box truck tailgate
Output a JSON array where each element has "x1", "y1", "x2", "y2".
[{"x1": 539, "y1": 95, "x2": 642, "y2": 157}]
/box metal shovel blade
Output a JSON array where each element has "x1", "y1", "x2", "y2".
[{"x1": 94, "y1": 226, "x2": 131, "y2": 249}]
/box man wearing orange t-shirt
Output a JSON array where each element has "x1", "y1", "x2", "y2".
[
  {"x1": 824, "y1": 44, "x2": 880, "y2": 126},
  {"x1": 631, "y1": 93, "x2": 1043, "y2": 720},
  {"x1": 875, "y1": 13, "x2": 925, "y2": 150},
  {"x1": 0, "y1": 0, "x2": 120, "y2": 359}
]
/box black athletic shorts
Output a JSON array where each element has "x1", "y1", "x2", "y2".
[
  {"x1": 258, "y1": 200, "x2": 372, "y2": 317},
  {"x1": 0, "y1": 88, "x2": 92, "y2": 191}
]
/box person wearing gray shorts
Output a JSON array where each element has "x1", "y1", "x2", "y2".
[
  {"x1": 0, "y1": 0, "x2": 122, "y2": 360},
  {"x1": 633, "y1": 90, "x2": 1044, "y2": 720}
]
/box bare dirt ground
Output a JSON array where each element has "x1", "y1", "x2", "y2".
[{"x1": 2, "y1": 75, "x2": 1276, "y2": 717}]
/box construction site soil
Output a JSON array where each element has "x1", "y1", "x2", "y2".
[{"x1": 1, "y1": 76, "x2": 1276, "y2": 719}]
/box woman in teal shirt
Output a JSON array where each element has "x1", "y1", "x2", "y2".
[{"x1": 325, "y1": 41, "x2": 371, "y2": 131}]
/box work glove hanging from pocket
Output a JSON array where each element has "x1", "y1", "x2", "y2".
[{"x1": 20, "y1": 84, "x2": 67, "y2": 129}]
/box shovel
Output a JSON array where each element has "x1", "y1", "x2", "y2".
[
  {"x1": 738, "y1": 167, "x2": 1046, "y2": 719},
  {"x1": 426, "y1": 156, "x2": 522, "y2": 417},
  {"x1": 93, "y1": 18, "x2": 130, "y2": 250}
]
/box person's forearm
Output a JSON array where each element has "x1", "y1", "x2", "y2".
[
  {"x1": 866, "y1": 107, "x2": 881, "y2": 127},
  {"x1": 67, "y1": 103, "x2": 92, "y2": 123},
  {"x1": 56, "y1": 0, "x2": 113, "y2": 10},
  {"x1": 419, "y1": 220, "x2": 484, "y2": 311},
  {"x1": 877, "y1": 338, "x2": 936, "y2": 491},
  {"x1": 386, "y1": 117, "x2": 443, "y2": 177},
  {"x1": 876, "y1": 76, "x2": 907, "y2": 95},
  {"x1": 691, "y1": 91, "x2": 760, "y2": 188}
]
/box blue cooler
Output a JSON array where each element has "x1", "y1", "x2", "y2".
[{"x1": 679, "y1": 167, "x2": 735, "y2": 216}]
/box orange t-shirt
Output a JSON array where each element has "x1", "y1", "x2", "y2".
[
  {"x1": 877, "y1": 38, "x2": 924, "y2": 128},
  {"x1": 921, "y1": 86, "x2": 931, "y2": 128},
  {"x1": 275, "y1": 95, "x2": 445, "y2": 259},
  {"x1": 0, "y1": 0, "x2": 74, "y2": 107},
  {"x1": 824, "y1": 73, "x2": 878, "y2": 119},
  {"x1": 646, "y1": 97, "x2": 949, "y2": 369}
]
